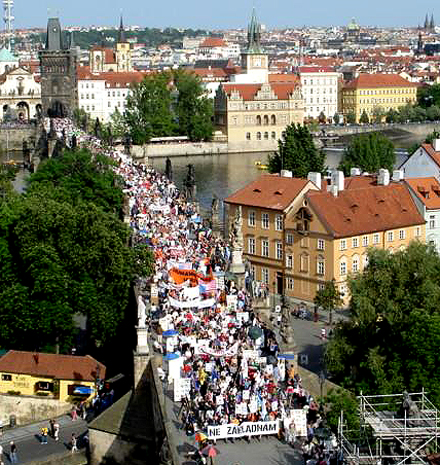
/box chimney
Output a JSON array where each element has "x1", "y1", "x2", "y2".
[
  {"x1": 331, "y1": 169, "x2": 344, "y2": 191},
  {"x1": 378, "y1": 168, "x2": 390, "y2": 186},
  {"x1": 392, "y1": 169, "x2": 404, "y2": 182},
  {"x1": 330, "y1": 184, "x2": 338, "y2": 197},
  {"x1": 307, "y1": 172, "x2": 322, "y2": 189},
  {"x1": 433, "y1": 139, "x2": 440, "y2": 152},
  {"x1": 280, "y1": 170, "x2": 292, "y2": 178},
  {"x1": 350, "y1": 167, "x2": 361, "y2": 176}
]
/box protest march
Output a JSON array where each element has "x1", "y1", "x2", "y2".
[{"x1": 50, "y1": 117, "x2": 337, "y2": 464}]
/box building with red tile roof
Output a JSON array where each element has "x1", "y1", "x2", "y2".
[
  {"x1": 225, "y1": 170, "x2": 426, "y2": 304},
  {"x1": 0, "y1": 350, "x2": 106, "y2": 402},
  {"x1": 400, "y1": 140, "x2": 440, "y2": 180},
  {"x1": 342, "y1": 73, "x2": 418, "y2": 123}
]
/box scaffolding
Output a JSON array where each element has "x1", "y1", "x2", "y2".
[{"x1": 338, "y1": 390, "x2": 440, "y2": 465}]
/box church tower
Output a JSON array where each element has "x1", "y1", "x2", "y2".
[
  {"x1": 116, "y1": 15, "x2": 132, "y2": 72},
  {"x1": 39, "y1": 17, "x2": 77, "y2": 117},
  {"x1": 240, "y1": 9, "x2": 268, "y2": 83}
]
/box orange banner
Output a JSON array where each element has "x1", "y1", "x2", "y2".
[{"x1": 169, "y1": 268, "x2": 200, "y2": 286}]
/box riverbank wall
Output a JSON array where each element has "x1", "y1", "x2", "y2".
[{"x1": 0, "y1": 125, "x2": 37, "y2": 153}]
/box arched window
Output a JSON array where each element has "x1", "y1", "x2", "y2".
[
  {"x1": 340, "y1": 257, "x2": 347, "y2": 276},
  {"x1": 317, "y1": 255, "x2": 325, "y2": 275},
  {"x1": 246, "y1": 132, "x2": 251, "y2": 140},
  {"x1": 352, "y1": 255, "x2": 359, "y2": 272},
  {"x1": 263, "y1": 115, "x2": 269, "y2": 125},
  {"x1": 256, "y1": 115, "x2": 262, "y2": 126},
  {"x1": 264, "y1": 132, "x2": 269, "y2": 140},
  {"x1": 257, "y1": 132, "x2": 261, "y2": 140},
  {"x1": 271, "y1": 114, "x2": 276, "y2": 125},
  {"x1": 271, "y1": 131, "x2": 276, "y2": 139}
]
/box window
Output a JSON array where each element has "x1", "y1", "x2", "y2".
[
  {"x1": 300, "y1": 237, "x2": 309, "y2": 248},
  {"x1": 340, "y1": 260, "x2": 347, "y2": 276},
  {"x1": 257, "y1": 132, "x2": 261, "y2": 140},
  {"x1": 300, "y1": 254, "x2": 309, "y2": 272},
  {"x1": 264, "y1": 132, "x2": 269, "y2": 140},
  {"x1": 317, "y1": 258, "x2": 325, "y2": 275},
  {"x1": 362, "y1": 236, "x2": 369, "y2": 247},
  {"x1": 262, "y1": 239, "x2": 269, "y2": 257},
  {"x1": 246, "y1": 132, "x2": 251, "y2": 140},
  {"x1": 108, "y1": 102, "x2": 111, "y2": 107},
  {"x1": 261, "y1": 212, "x2": 269, "y2": 229},
  {"x1": 261, "y1": 268, "x2": 269, "y2": 285},
  {"x1": 276, "y1": 242, "x2": 283, "y2": 260},
  {"x1": 352, "y1": 237, "x2": 359, "y2": 248},
  {"x1": 286, "y1": 254, "x2": 293, "y2": 268},
  {"x1": 399, "y1": 229, "x2": 406, "y2": 240},
  {"x1": 248, "y1": 237, "x2": 256, "y2": 255},
  {"x1": 387, "y1": 231, "x2": 394, "y2": 242},
  {"x1": 271, "y1": 131, "x2": 276, "y2": 139},
  {"x1": 430, "y1": 215, "x2": 436, "y2": 229},
  {"x1": 416, "y1": 226, "x2": 421, "y2": 237},
  {"x1": 275, "y1": 215, "x2": 283, "y2": 231},
  {"x1": 1, "y1": 374, "x2": 12, "y2": 381},
  {"x1": 248, "y1": 210, "x2": 255, "y2": 227},
  {"x1": 340, "y1": 239, "x2": 347, "y2": 251},
  {"x1": 250, "y1": 265, "x2": 256, "y2": 279},
  {"x1": 363, "y1": 254, "x2": 369, "y2": 268},
  {"x1": 352, "y1": 256, "x2": 359, "y2": 272},
  {"x1": 286, "y1": 233, "x2": 294, "y2": 245},
  {"x1": 373, "y1": 233, "x2": 380, "y2": 245},
  {"x1": 317, "y1": 283, "x2": 325, "y2": 291},
  {"x1": 287, "y1": 278, "x2": 294, "y2": 290},
  {"x1": 317, "y1": 239, "x2": 325, "y2": 250}
]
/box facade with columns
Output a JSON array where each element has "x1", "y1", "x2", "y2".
[{"x1": 0, "y1": 66, "x2": 41, "y2": 121}]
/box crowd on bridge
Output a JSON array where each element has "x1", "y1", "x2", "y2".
[{"x1": 46, "y1": 117, "x2": 338, "y2": 464}]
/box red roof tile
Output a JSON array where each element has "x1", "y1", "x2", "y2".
[
  {"x1": 307, "y1": 183, "x2": 425, "y2": 238},
  {"x1": 222, "y1": 81, "x2": 300, "y2": 101},
  {"x1": 298, "y1": 66, "x2": 336, "y2": 73},
  {"x1": 0, "y1": 351, "x2": 106, "y2": 382},
  {"x1": 200, "y1": 37, "x2": 227, "y2": 48},
  {"x1": 344, "y1": 73, "x2": 417, "y2": 89},
  {"x1": 225, "y1": 174, "x2": 309, "y2": 211},
  {"x1": 405, "y1": 177, "x2": 440, "y2": 209},
  {"x1": 421, "y1": 143, "x2": 440, "y2": 168}
]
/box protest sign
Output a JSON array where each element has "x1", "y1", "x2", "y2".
[
  {"x1": 291, "y1": 409, "x2": 308, "y2": 437},
  {"x1": 207, "y1": 421, "x2": 279, "y2": 440},
  {"x1": 174, "y1": 378, "x2": 191, "y2": 402}
]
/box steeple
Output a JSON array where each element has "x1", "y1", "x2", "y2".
[
  {"x1": 117, "y1": 14, "x2": 126, "y2": 43},
  {"x1": 247, "y1": 8, "x2": 262, "y2": 54},
  {"x1": 424, "y1": 13, "x2": 429, "y2": 30},
  {"x1": 429, "y1": 13, "x2": 435, "y2": 32},
  {"x1": 46, "y1": 18, "x2": 64, "y2": 51}
]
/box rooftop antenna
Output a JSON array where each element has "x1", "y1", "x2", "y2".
[{"x1": 3, "y1": 0, "x2": 14, "y2": 51}]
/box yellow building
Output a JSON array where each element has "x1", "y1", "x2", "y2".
[
  {"x1": 342, "y1": 73, "x2": 418, "y2": 123},
  {"x1": 226, "y1": 170, "x2": 426, "y2": 304},
  {"x1": 0, "y1": 351, "x2": 106, "y2": 402}
]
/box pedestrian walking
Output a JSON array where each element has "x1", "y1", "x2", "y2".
[
  {"x1": 53, "y1": 421, "x2": 60, "y2": 441},
  {"x1": 9, "y1": 441, "x2": 17, "y2": 463},
  {"x1": 40, "y1": 426, "x2": 48, "y2": 444},
  {"x1": 71, "y1": 405, "x2": 78, "y2": 421},
  {"x1": 71, "y1": 433, "x2": 77, "y2": 453}
]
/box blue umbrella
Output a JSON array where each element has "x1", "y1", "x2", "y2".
[
  {"x1": 163, "y1": 353, "x2": 180, "y2": 361},
  {"x1": 73, "y1": 386, "x2": 94, "y2": 395},
  {"x1": 163, "y1": 330, "x2": 178, "y2": 337},
  {"x1": 278, "y1": 354, "x2": 295, "y2": 360}
]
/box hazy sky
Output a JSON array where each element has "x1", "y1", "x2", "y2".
[{"x1": 14, "y1": 0, "x2": 438, "y2": 29}]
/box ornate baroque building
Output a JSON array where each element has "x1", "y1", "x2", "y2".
[
  {"x1": 214, "y1": 10, "x2": 304, "y2": 144},
  {"x1": 39, "y1": 17, "x2": 78, "y2": 117}
]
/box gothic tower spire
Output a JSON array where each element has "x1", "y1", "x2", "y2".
[
  {"x1": 118, "y1": 14, "x2": 126, "y2": 43},
  {"x1": 247, "y1": 7, "x2": 262, "y2": 54}
]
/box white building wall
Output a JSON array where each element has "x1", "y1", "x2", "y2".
[
  {"x1": 401, "y1": 147, "x2": 440, "y2": 180},
  {"x1": 300, "y1": 71, "x2": 339, "y2": 120}
]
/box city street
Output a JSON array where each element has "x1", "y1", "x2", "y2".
[{"x1": 0, "y1": 416, "x2": 87, "y2": 464}]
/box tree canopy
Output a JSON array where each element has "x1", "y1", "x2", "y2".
[
  {"x1": 268, "y1": 123, "x2": 325, "y2": 177},
  {"x1": 325, "y1": 242, "x2": 440, "y2": 406},
  {"x1": 314, "y1": 279, "x2": 342, "y2": 326},
  {"x1": 121, "y1": 70, "x2": 213, "y2": 144},
  {"x1": 338, "y1": 132, "x2": 395, "y2": 175},
  {"x1": 0, "y1": 149, "x2": 154, "y2": 353}
]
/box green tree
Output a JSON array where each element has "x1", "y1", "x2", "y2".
[
  {"x1": 267, "y1": 123, "x2": 325, "y2": 177},
  {"x1": 173, "y1": 69, "x2": 213, "y2": 141},
  {"x1": 324, "y1": 389, "x2": 360, "y2": 439},
  {"x1": 372, "y1": 107, "x2": 385, "y2": 124},
  {"x1": 426, "y1": 105, "x2": 440, "y2": 121},
  {"x1": 359, "y1": 110, "x2": 369, "y2": 124},
  {"x1": 0, "y1": 164, "x2": 17, "y2": 202},
  {"x1": 333, "y1": 113, "x2": 340, "y2": 125},
  {"x1": 338, "y1": 132, "x2": 395, "y2": 175},
  {"x1": 425, "y1": 129, "x2": 440, "y2": 145},
  {"x1": 346, "y1": 111, "x2": 356, "y2": 124},
  {"x1": 0, "y1": 150, "x2": 155, "y2": 352},
  {"x1": 325, "y1": 243, "x2": 440, "y2": 405},
  {"x1": 385, "y1": 109, "x2": 398, "y2": 123},
  {"x1": 27, "y1": 149, "x2": 124, "y2": 214},
  {"x1": 418, "y1": 83, "x2": 440, "y2": 108},
  {"x1": 314, "y1": 279, "x2": 343, "y2": 326},
  {"x1": 318, "y1": 111, "x2": 327, "y2": 124},
  {"x1": 123, "y1": 72, "x2": 176, "y2": 144}
]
